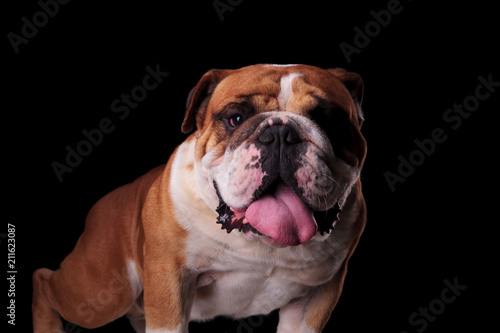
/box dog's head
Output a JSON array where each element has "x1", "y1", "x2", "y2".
[{"x1": 182, "y1": 64, "x2": 366, "y2": 247}]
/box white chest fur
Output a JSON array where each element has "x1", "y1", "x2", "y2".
[{"x1": 186, "y1": 232, "x2": 347, "y2": 321}]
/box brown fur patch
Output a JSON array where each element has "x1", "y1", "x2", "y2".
[
  {"x1": 142, "y1": 151, "x2": 190, "y2": 330},
  {"x1": 249, "y1": 94, "x2": 279, "y2": 112}
]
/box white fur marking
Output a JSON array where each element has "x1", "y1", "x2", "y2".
[
  {"x1": 265, "y1": 64, "x2": 299, "y2": 67},
  {"x1": 127, "y1": 259, "x2": 142, "y2": 299},
  {"x1": 278, "y1": 73, "x2": 302, "y2": 110}
]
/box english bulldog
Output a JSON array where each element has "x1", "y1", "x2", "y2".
[{"x1": 32, "y1": 64, "x2": 367, "y2": 333}]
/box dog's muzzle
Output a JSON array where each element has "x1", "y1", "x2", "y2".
[{"x1": 213, "y1": 121, "x2": 341, "y2": 246}]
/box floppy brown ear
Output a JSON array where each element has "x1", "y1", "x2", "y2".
[
  {"x1": 327, "y1": 68, "x2": 366, "y2": 167},
  {"x1": 181, "y1": 69, "x2": 233, "y2": 134},
  {"x1": 327, "y1": 68, "x2": 364, "y2": 126}
]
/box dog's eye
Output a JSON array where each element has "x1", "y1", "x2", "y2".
[
  {"x1": 228, "y1": 114, "x2": 244, "y2": 128},
  {"x1": 310, "y1": 106, "x2": 334, "y2": 123}
]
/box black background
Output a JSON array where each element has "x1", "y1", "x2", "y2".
[{"x1": 4, "y1": 0, "x2": 498, "y2": 332}]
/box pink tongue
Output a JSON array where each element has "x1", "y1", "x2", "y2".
[{"x1": 245, "y1": 182, "x2": 317, "y2": 246}]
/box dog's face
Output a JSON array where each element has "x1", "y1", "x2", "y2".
[{"x1": 182, "y1": 64, "x2": 366, "y2": 247}]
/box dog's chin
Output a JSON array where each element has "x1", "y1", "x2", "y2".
[{"x1": 214, "y1": 179, "x2": 341, "y2": 247}]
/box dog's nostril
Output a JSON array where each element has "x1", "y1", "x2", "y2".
[
  {"x1": 285, "y1": 127, "x2": 301, "y2": 144},
  {"x1": 258, "y1": 125, "x2": 302, "y2": 145},
  {"x1": 258, "y1": 129, "x2": 275, "y2": 144}
]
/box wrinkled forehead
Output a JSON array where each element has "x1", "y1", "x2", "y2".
[{"x1": 209, "y1": 64, "x2": 353, "y2": 114}]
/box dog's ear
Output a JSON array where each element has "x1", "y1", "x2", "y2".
[
  {"x1": 327, "y1": 68, "x2": 364, "y2": 126},
  {"x1": 182, "y1": 69, "x2": 233, "y2": 134},
  {"x1": 327, "y1": 68, "x2": 366, "y2": 167}
]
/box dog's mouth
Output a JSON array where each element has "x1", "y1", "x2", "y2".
[{"x1": 214, "y1": 179, "x2": 341, "y2": 247}]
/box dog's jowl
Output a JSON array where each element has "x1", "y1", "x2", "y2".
[{"x1": 33, "y1": 64, "x2": 368, "y2": 333}]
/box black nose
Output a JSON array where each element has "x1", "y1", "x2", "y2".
[
  {"x1": 255, "y1": 123, "x2": 304, "y2": 185},
  {"x1": 258, "y1": 125, "x2": 302, "y2": 146}
]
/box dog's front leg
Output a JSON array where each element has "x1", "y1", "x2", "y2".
[
  {"x1": 141, "y1": 173, "x2": 194, "y2": 333},
  {"x1": 277, "y1": 264, "x2": 347, "y2": 333},
  {"x1": 143, "y1": 242, "x2": 195, "y2": 333}
]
